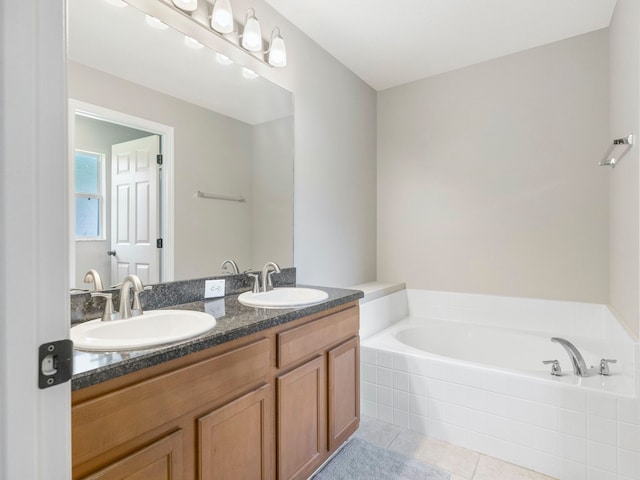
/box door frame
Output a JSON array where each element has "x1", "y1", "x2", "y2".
[{"x1": 68, "y1": 99, "x2": 175, "y2": 286}]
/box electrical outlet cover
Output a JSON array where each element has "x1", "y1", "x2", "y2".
[{"x1": 204, "y1": 279, "x2": 225, "y2": 299}]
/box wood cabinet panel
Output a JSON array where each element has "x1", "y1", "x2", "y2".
[
  {"x1": 277, "y1": 356, "x2": 326, "y2": 480},
  {"x1": 328, "y1": 336, "x2": 360, "y2": 451},
  {"x1": 73, "y1": 338, "x2": 269, "y2": 466},
  {"x1": 198, "y1": 384, "x2": 274, "y2": 480},
  {"x1": 80, "y1": 430, "x2": 183, "y2": 480},
  {"x1": 277, "y1": 306, "x2": 358, "y2": 369}
]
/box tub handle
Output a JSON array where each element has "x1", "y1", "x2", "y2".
[
  {"x1": 599, "y1": 359, "x2": 617, "y2": 376},
  {"x1": 542, "y1": 360, "x2": 562, "y2": 376}
]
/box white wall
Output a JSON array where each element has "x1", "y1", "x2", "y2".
[
  {"x1": 378, "y1": 30, "x2": 610, "y2": 304},
  {"x1": 226, "y1": 0, "x2": 378, "y2": 287},
  {"x1": 252, "y1": 116, "x2": 294, "y2": 268},
  {"x1": 608, "y1": 0, "x2": 640, "y2": 339}
]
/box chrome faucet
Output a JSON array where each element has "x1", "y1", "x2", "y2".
[
  {"x1": 221, "y1": 259, "x2": 240, "y2": 274},
  {"x1": 83, "y1": 269, "x2": 104, "y2": 291},
  {"x1": 119, "y1": 274, "x2": 145, "y2": 320},
  {"x1": 260, "y1": 262, "x2": 281, "y2": 292},
  {"x1": 551, "y1": 337, "x2": 596, "y2": 377}
]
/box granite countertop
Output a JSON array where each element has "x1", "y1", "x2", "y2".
[{"x1": 72, "y1": 285, "x2": 363, "y2": 390}]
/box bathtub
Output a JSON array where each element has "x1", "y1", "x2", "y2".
[{"x1": 359, "y1": 288, "x2": 640, "y2": 480}]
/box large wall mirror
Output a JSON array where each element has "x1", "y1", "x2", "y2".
[{"x1": 68, "y1": 0, "x2": 294, "y2": 289}]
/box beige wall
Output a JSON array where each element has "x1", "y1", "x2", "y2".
[
  {"x1": 377, "y1": 30, "x2": 610, "y2": 303},
  {"x1": 609, "y1": 0, "x2": 640, "y2": 339}
]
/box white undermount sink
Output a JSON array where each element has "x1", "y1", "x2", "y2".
[
  {"x1": 238, "y1": 287, "x2": 329, "y2": 308},
  {"x1": 71, "y1": 309, "x2": 216, "y2": 352}
]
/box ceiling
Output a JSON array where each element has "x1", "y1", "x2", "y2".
[{"x1": 264, "y1": 0, "x2": 618, "y2": 91}]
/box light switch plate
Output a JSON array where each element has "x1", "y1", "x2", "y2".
[{"x1": 204, "y1": 279, "x2": 225, "y2": 298}]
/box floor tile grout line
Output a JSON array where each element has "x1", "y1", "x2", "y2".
[{"x1": 386, "y1": 429, "x2": 401, "y2": 448}]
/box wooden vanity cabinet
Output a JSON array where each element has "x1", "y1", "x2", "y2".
[
  {"x1": 276, "y1": 305, "x2": 360, "y2": 480},
  {"x1": 71, "y1": 301, "x2": 359, "y2": 480}
]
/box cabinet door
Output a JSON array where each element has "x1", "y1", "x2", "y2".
[
  {"x1": 328, "y1": 336, "x2": 360, "y2": 451},
  {"x1": 277, "y1": 356, "x2": 326, "y2": 480},
  {"x1": 198, "y1": 384, "x2": 274, "y2": 480},
  {"x1": 80, "y1": 430, "x2": 183, "y2": 480}
]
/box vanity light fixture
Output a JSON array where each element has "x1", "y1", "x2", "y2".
[
  {"x1": 145, "y1": 15, "x2": 169, "y2": 30},
  {"x1": 242, "y1": 67, "x2": 259, "y2": 79},
  {"x1": 267, "y1": 28, "x2": 287, "y2": 67},
  {"x1": 210, "y1": 0, "x2": 234, "y2": 34},
  {"x1": 172, "y1": 0, "x2": 198, "y2": 12},
  {"x1": 104, "y1": 0, "x2": 127, "y2": 7},
  {"x1": 216, "y1": 53, "x2": 234, "y2": 65},
  {"x1": 241, "y1": 8, "x2": 262, "y2": 52},
  {"x1": 184, "y1": 35, "x2": 205, "y2": 49}
]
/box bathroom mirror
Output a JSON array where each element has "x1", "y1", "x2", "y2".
[{"x1": 67, "y1": 0, "x2": 294, "y2": 289}]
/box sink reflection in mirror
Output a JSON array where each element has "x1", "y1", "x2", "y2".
[{"x1": 68, "y1": 0, "x2": 294, "y2": 290}]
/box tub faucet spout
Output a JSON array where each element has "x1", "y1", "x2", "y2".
[{"x1": 551, "y1": 337, "x2": 595, "y2": 377}]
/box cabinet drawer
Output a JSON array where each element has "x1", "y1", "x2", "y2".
[
  {"x1": 73, "y1": 338, "x2": 270, "y2": 466},
  {"x1": 80, "y1": 430, "x2": 184, "y2": 480},
  {"x1": 277, "y1": 306, "x2": 358, "y2": 369}
]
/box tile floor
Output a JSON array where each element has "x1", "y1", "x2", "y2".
[{"x1": 354, "y1": 416, "x2": 557, "y2": 480}]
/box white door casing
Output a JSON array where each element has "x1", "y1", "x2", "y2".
[
  {"x1": 111, "y1": 135, "x2": 160, "y2": 285},
  {"x1": 0, "y1": 1, "x2": 71, "y2": 479}
]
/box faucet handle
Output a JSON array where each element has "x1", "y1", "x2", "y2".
[
  {"x1": 599, "y1": 359, "x2": 617, "y2": 376},
  {"x1": 267, "y1": 270, "x2": 278, "y2": 290},
  {"x1": 542, "y1": 360, "x2": 562, "y2": 376},
  {"x1": 132, "y1": 285, "x2": 152, "y2": 316},
  {"x1": 90, "y1": 292, "x2": 120, "y2": 322},
  {"x1": 247, "y1": 273, "x2": 260, "y2": 293}
]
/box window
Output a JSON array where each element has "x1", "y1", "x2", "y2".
[{"x1": 74, "y1": 150, "x2": 105, "y2": 240}]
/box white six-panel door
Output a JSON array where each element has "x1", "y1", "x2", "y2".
[{"x1": 111, "y1": 135, "x2": 160, "y2": 285}]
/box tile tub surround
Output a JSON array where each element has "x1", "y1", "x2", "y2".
[
  {"x1": 72, "y1": 284, "x2": 362, "y2": 390},
  {"x1": 70, "y1": 268, "x2": 297, "y2": 324},
  {"x1": 359, "y1": 289, "x2": 640, "y2": 480}
]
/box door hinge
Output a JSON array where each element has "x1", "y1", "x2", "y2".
[
  {"x1": 156, "y1": 154, "x2": 163, "y2": 165},
  {"x1": 157, "y1": 238, "x2": 163, "y2": 249},
  {"x1": 38, "y1": 340, "x2": 73, "y2": 389}
]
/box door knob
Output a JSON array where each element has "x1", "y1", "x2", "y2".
[{"x1": 107, "y1": 250, "x2": 117, "y2": 256}]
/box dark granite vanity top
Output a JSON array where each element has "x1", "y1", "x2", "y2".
[{"x1": 72, "y1": 285, "x2": 363, "y2": 391}]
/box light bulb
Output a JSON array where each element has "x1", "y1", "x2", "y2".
[
  {"x1": 242, "y1": 67, "x2": 258, "y2": 79},
  {"x1": 145, "y1": 15, "x2": 169, "y2": 30},
  {"x1": 216, "y1": 53, "x2": 234, "y2": 65},
  {"x1": 172, "y1": 0, "x2": 197, "y2": 12},
  {"x1": 268, "y1": 29, "x2": 287, "y2": 67},
  {"x1": 211, "y1": 0, "x2": 234, "y2": 34},
  {"x1": 184, "y1": 36, "x2": 204, "y2": 49},
  {"x1": 241, "y1": 9, "x2": 262, "y2": 52}
]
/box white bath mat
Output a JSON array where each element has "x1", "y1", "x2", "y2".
[{"x1": 312, "y1": 437, "x2": 451, "y2": 480}]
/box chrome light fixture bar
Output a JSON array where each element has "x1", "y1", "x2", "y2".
[
  {"x1": 172, "y1": 0, "x2": 197, "y2": 12},
  {"x1": 123, "y1": 0, "x2": 288, "y2": 69}
]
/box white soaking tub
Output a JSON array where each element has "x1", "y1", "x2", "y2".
[{"x1": 359, "y1": 288, "x2": 639, "y2": 480}]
